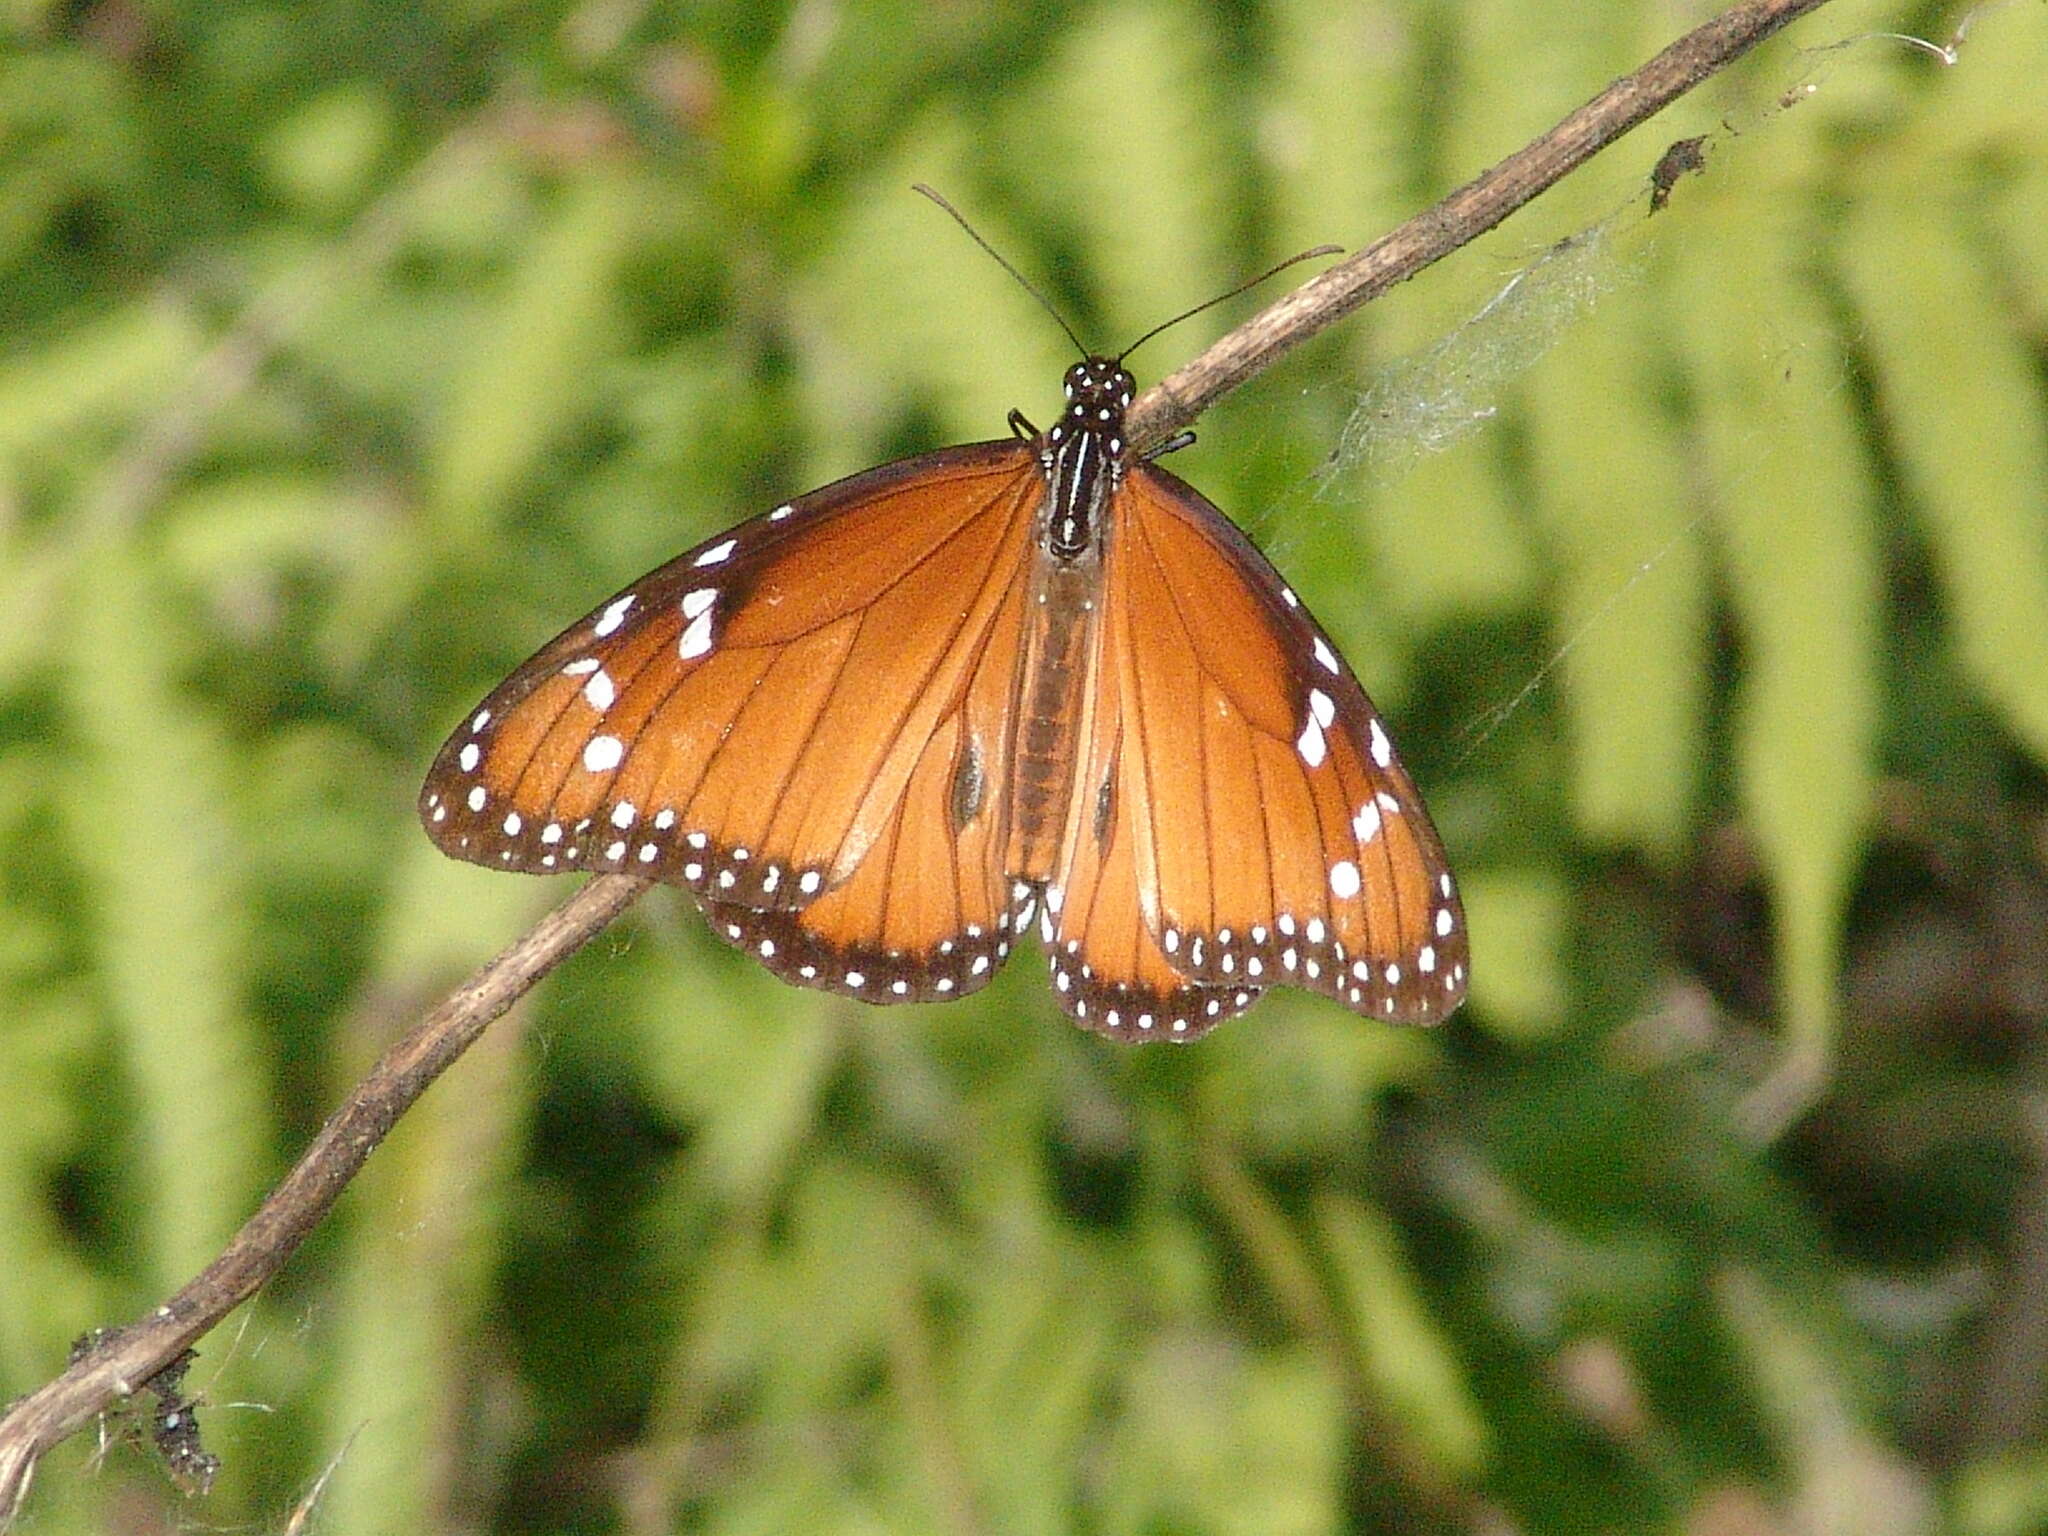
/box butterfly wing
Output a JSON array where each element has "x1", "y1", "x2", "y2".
[
  {"x1": 420, "y1": 441, "x2": 1043, "y2": 999},
  {"x1": 1045, "y1": 461, "x2": 1468, "y2": 1039}
]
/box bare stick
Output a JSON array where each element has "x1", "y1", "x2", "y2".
[
  {"x1": 0, "y1": 0, "x2": 1838, "y2": 1524},
  {"x1": 1124, "y1": 0, "x2": 1833, "y2": 450},
  {"x1": 0, "y1": 874, "x2": 649, "y2": 1527}
]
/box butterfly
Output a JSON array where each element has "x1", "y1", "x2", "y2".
[{"x1": 421, "y1": 276, "x2": 1467, "y2": 1042}]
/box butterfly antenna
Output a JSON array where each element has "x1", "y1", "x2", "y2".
[
  {"x1": 1116, "y1": 244, "x2": 1344, "y2": 364},
  {"x1": 913, "y1": 184, "x2": 1090, "y2": 358}
]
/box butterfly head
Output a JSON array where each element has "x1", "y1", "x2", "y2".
[{"x1": 1060, "y1": 358, "x2": 1136, "y2": 422}]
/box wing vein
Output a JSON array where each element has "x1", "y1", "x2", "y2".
[
  {"x1": 1133, "y1": 509, "x2": 1211, "y2": 939},
  {"x1": 817, "y1": 480, "x2": 1031, "y2": 875}
]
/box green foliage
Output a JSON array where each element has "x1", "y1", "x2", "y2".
[{"x1": 3, "y1": 1, "x2": 2046, "y2": 1532}]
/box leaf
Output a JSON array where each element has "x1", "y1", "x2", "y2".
[
  {"x1": 1671, "y1": 185, "x2": 1880, "y2": 1125},
  {"x1": 1261, "y1": 0, "x2": 1426, "y2": 256},
  {"x1": 1097, "y1": 1340, "x2": 1346, "y2": 1536},
  {"x1": 0, "y1": 299, "x2": 200, "y2": 476},
  {"x1": 997, "y1": 1, "x2": 1235, "y2": 347},
  {"x1": 60, "y1": 542, "x2": 269, "y2": 1289},
  {"x1": 794, "y1": 118, "x2": 1065, "y2": 478},
  {"x1": 1526, "y1": 276, "x2": 1709, "y2": 858},
  {"x1": 0, "y1": 918, "x2": 105, "y2": 1388},
  {"x1": 1462, "y1": 866, "x2": 1569, "y2": 1039},
  {"x1": 1839, "y1": 188, "x2": 2048, "y2": 766},
  {"x1": 1716, "y1": 1269, "x2": 1938, "y2": 1536},
  {"x1": 631, "y1": 957, "x2": 840, "y2": 1207},
  {"x1": 1317, "y1": 1191, "x2": 1491, "y2": 1482},
  {"x1": 954, "y1": 1238, "x2": 1121, "y2": 1532},
  {"x1": 429, "y1": 172, "x2": 642, "y2": 536}
]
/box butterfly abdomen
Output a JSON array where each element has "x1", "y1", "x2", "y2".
[{"x1": 1004, "y1": 557, "x2": 1101, "y2": 882}]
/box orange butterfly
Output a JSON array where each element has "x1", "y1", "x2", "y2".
[{"x1": 421, "y1": 343, "x2": 1466, "y2": 1041}]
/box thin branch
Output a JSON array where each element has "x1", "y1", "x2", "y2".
[
  {"x1": 0, "y1": 0, "x2": 1838, "y2": 1524},
  {"x1": 0, "y1": 873, "x2": 649, "y2": 1527},
  {"x1": 1124, "y1": 0, "x2": 1832, "y2": 451}
]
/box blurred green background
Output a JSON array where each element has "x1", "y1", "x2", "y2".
[{"x1": 4, "y1": 0, "x2": 2047, "y2": 1531}]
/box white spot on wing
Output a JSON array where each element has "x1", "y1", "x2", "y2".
[
  {"x1": 1313, "y1": 636, "x2": 1340, "y2": 674},
  {"x1": 593, "y1": 594, "x2": 635, "y2": 636},
  {"x1": 693, "y1": 537, "x2": 737, "y2": 567},
  {"x1": 1353, "y1": 800, "x2": 1382, "y2": 843},
  {"x1": 583, "y1": 735, "x2": 624, "y2": 772},
  {"x1": 680, "y1": 587, "x2": 717, "y2": 619},
  {"x1": 679, "y1": 609, "x2": 714, "y2": 659},
  {"x1": 1297, "y1": 716, "x2": 1327, "y2": 768},
  {"x1": 584, "y1": 669, "x2": 616, "y2": 711},
  {"x1": 458, "y1": 742, "x2": 481, "y2": 772},
  {"x1": 1330, "y1": 860, "x2": 1361, "y2": 899},
  {"x1": 1309, "y1": 689, "x2": 1336, "y2": 727},
  {"x1": 1369, "y1": 717, "x2": 1392, "y2": 768}
]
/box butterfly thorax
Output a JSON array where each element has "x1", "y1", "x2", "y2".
[{"x1": 1040, "y1": 357, "x2": 1133, "y2": 560}]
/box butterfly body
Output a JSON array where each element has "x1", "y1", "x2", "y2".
[
  {"x1": 1006, "y1": 357, "x2": 1128, "y2": 880},
  {"x1": 422, "y1": 358, "x2": 1467, "y2": 1039}
]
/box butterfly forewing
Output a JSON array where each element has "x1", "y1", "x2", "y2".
[
  {"x1": 1044, "y1": 462, "x2": 1467, "y2": 1027},
  {"x1": 421, "y1": 441, "x2": 1044, "y2": 993}
]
